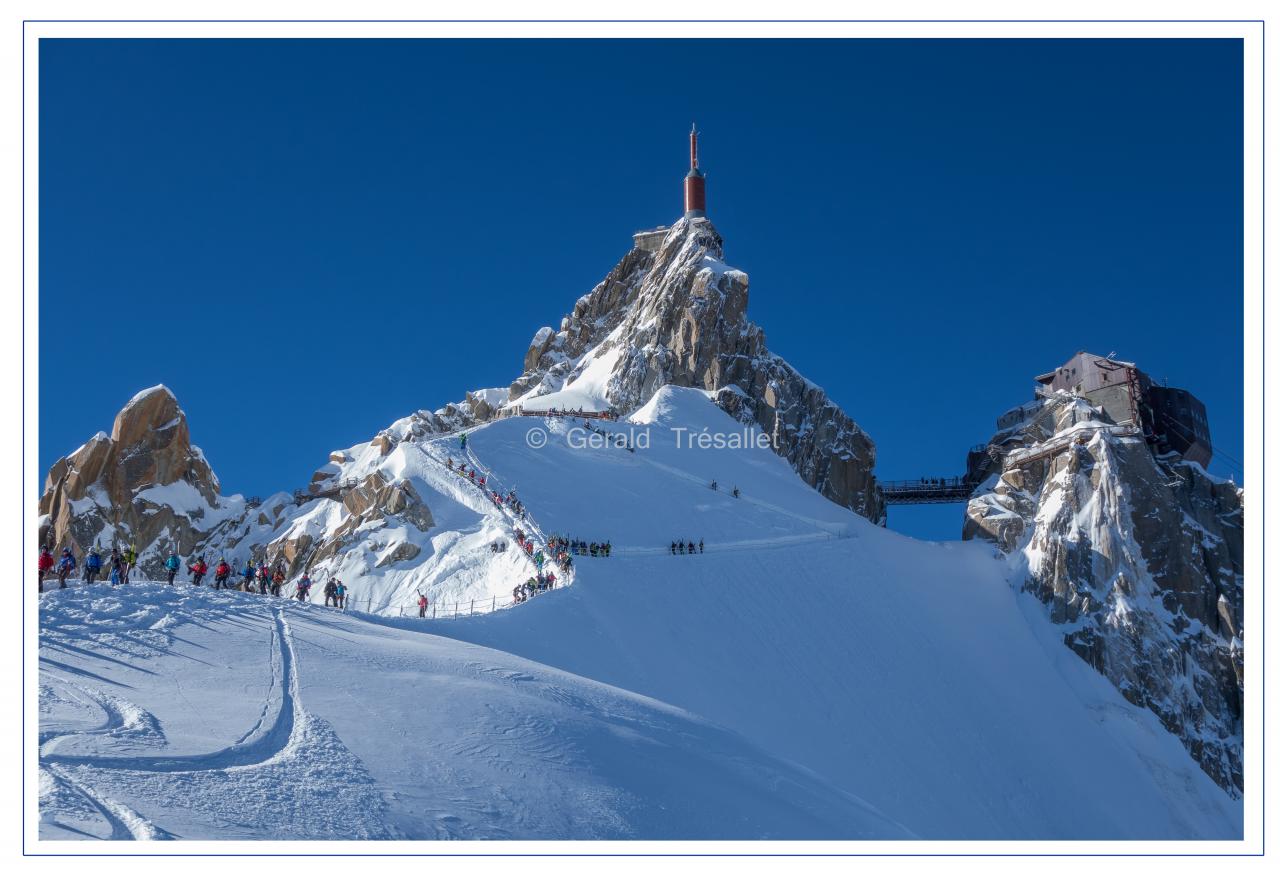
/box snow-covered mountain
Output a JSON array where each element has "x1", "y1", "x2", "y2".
[
  {"x1": 506, "y1": 216, "x2": 882, "y2": 521},
  {"x1": 39, "y1": 388, "x2": 1241, "y2": 839},
  {"x1": 36, "y1": 219, "x2": 1245, "y2": 839},
  {"x1": 37, "y1": 216, "x2": 884, "y2": 610},
  {"x1": 964, "y1": 391, "x2": 1244, "y2": 795}
]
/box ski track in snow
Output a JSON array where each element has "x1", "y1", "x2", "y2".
[{"x1": 39, "y1": 602, "x2": 394, "y2": 840}]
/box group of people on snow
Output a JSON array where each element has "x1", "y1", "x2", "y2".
[
  {"x1": 670, "y1": 539, "x2": 705, "y2": 555},
  {"x1": 38, "y1": 544, "x2": 137, "y2": 592},
  {"x1": 708, "y1": 480, "x2": 741, "y2": 498},
  {"x1": 546, "y1": 536, "x2": 610, "y2": 559},
  {"x1": 512, "y1": 570, "x2": 557, "y2": 603},
  {"x1": 577, "y1": 419, "x2": 635, "y2": 452},
  {"x1": 448, "y1": 455, "x2": 528, "y2": 519},
  {"x1": 37, "y1": 544, "x2": 351, "y2": 609}
]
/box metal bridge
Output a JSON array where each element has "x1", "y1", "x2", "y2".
[
  {"x1": 878, "y1": 477, "x2": 978, "y2": 505},
  {"x1": 879, "y1": 444, "x2": 1000, "y2": 506}
]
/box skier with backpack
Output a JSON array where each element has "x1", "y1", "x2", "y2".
[
  {"x1": 55, "y1": 548, "x2": 76, "y2": 590},
  {"x1": 84, "y1": 548, "x2": 103, "y2": 584},
  {"x1": 164, "y1": 552, "x2": 180, "y2": 585}
]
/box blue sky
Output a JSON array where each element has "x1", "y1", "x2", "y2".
[{"x1": 38, "y1": 38, "x2": 1243, "y2": 540}]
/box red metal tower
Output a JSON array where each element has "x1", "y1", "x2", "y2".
[{"x1": 684, "y1": 124, "x2": 706, "y2": 217}]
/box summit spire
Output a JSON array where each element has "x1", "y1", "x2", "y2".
[{"x1": 684, "y1": 124, "x2": 706, "y2": 218}]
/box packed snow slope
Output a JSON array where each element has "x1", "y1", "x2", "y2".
[
  {"x1": 418, "y1": 388, "x2": 1239, "y2": 840},
  {"x1": 39, "y1": 584, "x2": 911, "y2": 840}
]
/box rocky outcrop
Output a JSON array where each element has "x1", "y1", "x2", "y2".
[
  {"x1": 510, "y1": 217, "x2": 882, "y2": 521},
  {"x1": 37, "y1": 386, "x2": 238, "y2": 579},
  {"x1": 965, "y1": 392, "x2": 1244, "y2": 794},
  {"x1": 261, "y1": 471, "x2": 435, "y2": 577}
]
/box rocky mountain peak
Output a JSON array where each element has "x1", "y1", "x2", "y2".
[
  {"x1": 38, "y1": 386, "x2": 233, "y2": 577},
  {"x1": 508, "y1": 217, "x2": 883, "y2": 521},
  {"x1": 965, "y1": 390, "x2": 1244, "y2": 794}
]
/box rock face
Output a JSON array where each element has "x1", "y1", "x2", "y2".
[
  {"x1": 964, "y1": 392, "x2": 1244, "y2": 794},
  {"x1": 37, "y1": 386, "x2": 237, "y2": 579},
  {"x1": 509, "y1": 217, "x2": 883, "y2": 522}
]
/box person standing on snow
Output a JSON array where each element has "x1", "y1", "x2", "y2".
[
  {"x1": 460, "y1": 432, "x2": 467, "y2": 451},
  {"x1": 84, "y1": 548, "x2": 103, "y2": 584},
  {"x1": 418, "y1": 592, "x2": 429, "y2": 618},
  {"x1": 53, "y1": 548, "x2": 76, "y2": 590},
  {"x1": 188, "y1": 556, "x2": 208, "y2": 586},
  {"x1": 213, "y1": 558, "x2": 231, "y2": 589},
  {"x1": 335, "y1": 580, "x2": 347, "y2": 610},
  {"x1": 121, "y1": 544, "x2": 137, "y2": 584},
  {"x1": 323, "y1": 579, "x2": 337, "y2": 607},
  {"x1": 271, "y1": 567, "x2": 285, "y2": 597},
  {"x1": 297, "y1": 573, "x2": 312, "y2": 602},
  {"x1": 164, "y1": 552, "x2": 180, "y2": 585},
  {"x1": 37, "y1": 547, "x2": 54, "y2": 592},
  {"x1": 241, "y1": 560, "x2": 255, "y2": 591}
]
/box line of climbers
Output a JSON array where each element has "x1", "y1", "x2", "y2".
[
  {"x1": 670, "y1": 539, "x2": 705, "y2": 555},
  {"x1": 447, "y1": 456, "x2": 528, "y2": 519},
  {"x1": 453, "y1": 434, "x2": 575, "y2": 606},
  {"x1": 546, "y1": 536, "x2": 612, "y2": 559},
  {"x1": 578, "y1": 419, "x2": 636, "y2": 452},
  {"x1": 38, "y1": 544, "x2": 353, "y2": 610}
]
